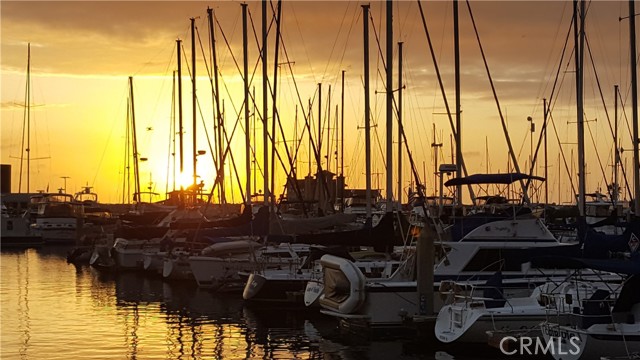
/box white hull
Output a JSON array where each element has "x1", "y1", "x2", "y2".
[
  {"x1": 113, "y1": 248, "x2": 144, "y2": 269},
  {"x1": 1, "y1": 215, "x2": 43, "y2": 246},
  {"x1": 541, "y1": 322, "x2": 640, "y2": 360},
  {"x1": 163, "y1": 255, "x2": 193, "y2": 281},
  {"x1": 142, "y1": 250, "x2": 164, "y2": 275},
  {"x1": 112, "y1": 238, "x2": 163, "y2": 270},
  {"x1": 35, "y1": 217, "x2": 78, "y2": 243},
  {"x1": 189, "y1": 256, "x2": 256, "y2": 290},
  {"x1": 436, "y1": 309, "x2": 547, "y2": 344}
]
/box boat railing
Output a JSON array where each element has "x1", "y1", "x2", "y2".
[
  {"x1": 541, "y1": 287, "x2": 618, "y2": 328},
  {"x1": 439, "y1": 280, "x2": 509, "y2": 310}
]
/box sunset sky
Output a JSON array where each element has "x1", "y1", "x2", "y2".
[{"x1": 1, "y1": 1, "x2": 637, "y2": 205}]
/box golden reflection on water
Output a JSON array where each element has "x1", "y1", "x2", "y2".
[{"x1": 0, "y1": 247, "x2": 326, "y2": 360}]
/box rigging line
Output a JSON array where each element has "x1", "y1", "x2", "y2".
[
  {"x1": 179, "y1": 34, "x2": 219, "y2": 173},
  {"x1": 278, "y1": 36, "x2": 333, "y2": 200},
  {"x1": 534, "y1": 1, "x2": 570, "y2": 109},
  {"x1": 585, "y1": 120, "x2": 609, "y2": 192},
  {"x1": 208, "y1": 19, "x2": 256, "y2": 201},
  {"x1": 287, "y1": 93, "x2": 317, "y2": 173},
  {"x1": 617, "y1": 74, "x2": 637, "y2": 150},
  {"x1": 614, "y1": 87, "x2": 633, "y2": 200},
  {"x1": 166, "y1": 72, "x2": 175, "y2": 195},
  {"x1": 584, "y1": 35, "x2": 620, "y2": 197},
  {"x1": 260, "y1": 2, "x2": 308, "y2": 209},
  {"x1": 416, "y1": 0, "x2": 476, "y2": 202},
  {"x1": 546, "y1": 16, "x2": 574, "y2": 118},
  {"x1": 465, "y1": 0, "x2": 530, "y2": 203},
  {"x1": 289, "y1": 2, "x2": 317, "y2": 85},
  {"x1": 548, "y1": 112, "x2": 578, "y2": 198},
  {"x1": 543, "y1": 22, "x2": 575, "y2": 191},
  {"x1": 215, "y1": 10, "x2": 266, "y2": 188},
  {"x1": 585, "y1": 34, "x2": 615, "y2": 141},
  {"x1": 320, "y1": 1, "x2": 352, "y2": 81},
  {"x1": 337, "y1": 4, "x2": 359, "y2": 71},
  {"x1": 369, "y1": 11, "x2": 388, "y2": 94},
  {"x1": 221, "y1": 109, "x2": 246, "y2": 204},
  {"x1": 196, "y1": 88, "x2": 219, "y2": 171},
  {"x1": 196, "y1": 25, "x2": 214, "y2": 89},
  {"x1": 193, "y1": 105, "x2": 247, "y2": 236},
  {"x1": 214, "y1": 17, "x2": 249, "y2": 148}
]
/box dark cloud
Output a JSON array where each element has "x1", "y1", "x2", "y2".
[{"x1": 1, "y1": 1, "x2": 630, "y2": 105}]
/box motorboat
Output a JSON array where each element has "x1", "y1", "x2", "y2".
[{"x1": 315, "y1": 216, "x2": 585, "y2": 332}]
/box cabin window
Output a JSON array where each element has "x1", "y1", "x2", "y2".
[
  {"x1": 435, "y1": 244, "x2": 452, "y2": 263},
  {"x1": 463, "y1": 249, "x2": 527, "y2": 272}
]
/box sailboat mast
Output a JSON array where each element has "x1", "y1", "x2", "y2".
[
  {"x1": 242, "y1": 3, "x2": 251, "y2": 206},
  {"x1": 453, "y1": 0, "x2": 462, "y2": 205},
  {"x1": 317, "y1": 82, "x2": 323, "y2": 211},
  {"x1": 177, "y1": 39, "x2": 184, "y2": 176},
  {"x1": 629, "y1": 0, "x2": 639, "y2": 216},
  {"x1": 208, "y1": 7, "x2": 225, "y2": 204},
  {"x1": 270, "y1": 0, "x2": 283, "y2": 216},
  {"x1": 26, "y1": 43, "x2": 31, "y2": 193},
  {"x1": 397, "y1": 42, "x2": 403, "y2": 206},
  {"x1": 123, "y1": 98, "x2": 131, "y2": 204},
  {"x1": 262, "y1": 0, "x2": 270, "y2": 208},
  {"x1": 129, "y1": 76, "x2": 141, "y2": 202},
  {"x1": 574, "y1": 0, "x2": 586, "y2": 216},
  {"x1": 340, "y1": 70, "x2": 345, "y2": 212},
  {"x1": 171, "y1": 70, "x2": 177, "y2": 193},
  {"x1": 385, "y1": 0, "x2": 393, "y2": 212},
  {"x1": 614, "y1": 85, "x2": 619, "y2": 205},
  {"x1": 18, "y1": 44, "x2": 31, "y2": 193},
  {"x1": 363, "y1": 4, "x2": 372, "y2": 222},
  {"x1": 544, "y1": 98, "x2": 548, "y2": 206},
  {"x1": 191, "y1": 17, "x2": 197, "y2": 188}
]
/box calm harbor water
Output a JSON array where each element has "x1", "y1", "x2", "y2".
[{"x1": 1, "y1": 246, "x2": 508, "y2": 360}]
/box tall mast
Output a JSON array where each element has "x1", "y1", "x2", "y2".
[
  {"x1": 262, "y1": 0, "x2": 270, "y2": 208},
  {"x1": 453, "y1": 0, "x2": 462, "y2": 204},
  {"x1": 242, "y1": 3, "x2": 251, "y2": 206},
  {"x1": 123, "y1": 99, "x2": 131, "y2": 203},
  {"x1": 614, "y1": 85, "x2": 619, "y2": 205},
  {"x1": 317, "y1": 82, "x2": 323, "y2": 211},
  {"x1": 397, "y1": 41, "x2": 404, "y2": 205},
  {"x1": 432, "y1": 123, "x2": 442, "y2": 198},
  {"x1": 18, "y1": 43, "x2": 31, "y2": 193},
  {"x1": 208, "y1": 7, "x2": 225, "y2": 204},
  {"x1": 340, "y1": 70, "x2": 345, "y2": 212},
  {"x1": 543, "y1": 98, "x2": 548, "y2": 206},
  {"x1": 363, "y1": 4, "x2": 372, "y2": 222},
  {"x1": 129, "y1": 76, "x2": 141, "y2": 203},
  {"x1": 574, "y1": 0, "x2": 586, "y2": 216},
  {"x1": 26, "y1": 43, "x2": 31, "y2": 193},
  {"x1": 177, "y1": 39, "x2": 184, "y2": 177},
  {"x1": 629, "y1": 0, "x2": 639, "y2": 216},
  {"x1": 385, "y1": 0, "x2": 393, "y2": 212},
  {"x1": 171, "y1": 70, "x2": 177, "y2": 193},
  {"x1": 191, "y1": 17, "x2": 197, "y2": 188},
  {"x1": 271, "y1": 0, "x2": 282, "y2": 216},
  {"x1": 327, "y1": 85, "x2": 332, "y2": 174}
]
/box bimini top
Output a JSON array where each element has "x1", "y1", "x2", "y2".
[{"x1": 444, "y1": 173, "x2": 545, "y2": 187}]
